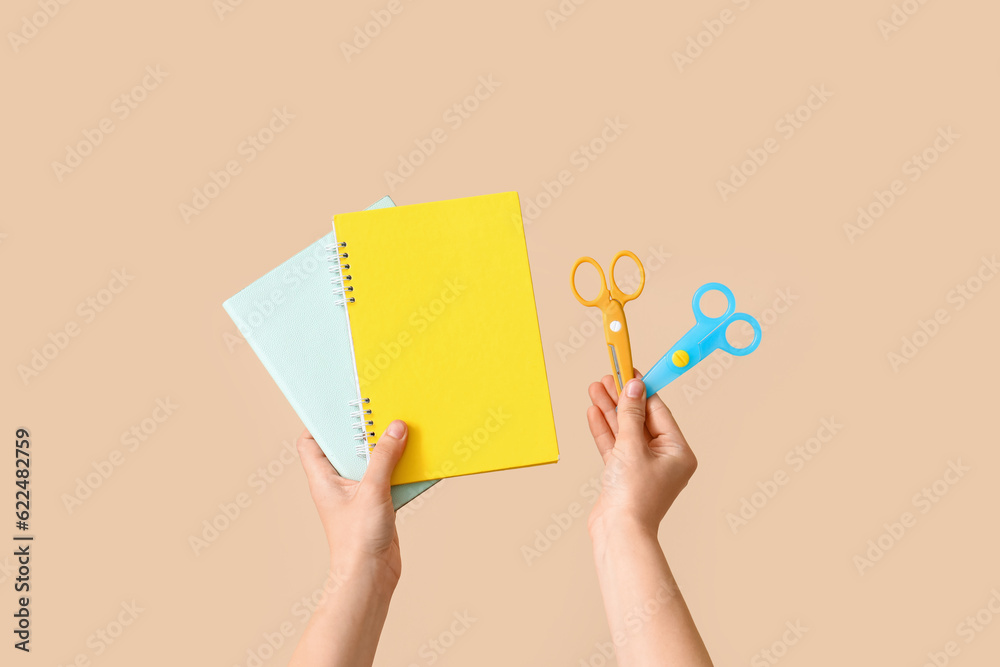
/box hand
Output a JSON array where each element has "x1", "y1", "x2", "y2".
[
  {"x1": 586, "y1": 374, "x2": 714, "y2": 667},
  {"x1": 289, "y1": 421, "x2": 408, "y2": 667},
  {"x1": 586, "y1": 373, "x2": 698, "y2": 540},
  {"x1": 296, "y1": 420, "x2": 408, "y2": 583}
]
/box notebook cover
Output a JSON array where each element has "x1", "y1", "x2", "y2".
[
  {"x1": 333, "y1": 192, "x2": 559, "y2": 485},
  {"x1": 223, "y1": 196, "x2": 438, "y2": 510}
]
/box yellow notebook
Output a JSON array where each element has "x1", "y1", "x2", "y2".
[{"x1": 332, "y1": 192, "x2": 559, "y2": 485}]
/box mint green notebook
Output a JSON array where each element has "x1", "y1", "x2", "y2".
[{"x1": 223, "y1": 196, "x2": 438, "y2": 509}]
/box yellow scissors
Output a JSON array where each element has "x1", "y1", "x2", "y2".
[{"x1": 571, "y1": 250, "x2": 645, "y2": 394}]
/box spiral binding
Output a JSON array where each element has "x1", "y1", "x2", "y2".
[
  {"x1": 327, "y1": 239, "x2": 375, "y2": 458},
  {"x1": 348, "y1": 398, "x2": 376, "y2": 456},
  {"x1": 326, "y1": 240, "x2": 355, "y2": 306}
]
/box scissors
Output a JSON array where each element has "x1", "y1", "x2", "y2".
[
  {"x1": 571, "y1": 250, "x2": 645, "y2": 394},
  {"x1": 643, "y1": 282, "x2": 762, "y2": 396}
]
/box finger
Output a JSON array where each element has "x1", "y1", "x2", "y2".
[
  {"x1": 601, "y1": 374, "x2": 620, "y2": 405},
  {"x1": 362, "y1": 420, "x2": 408, "y2": 492},
  {"x1": 616, "y1": 378, "x2": 649, "y2": 445},
  {"x1": 589, "y1": 380, "x2": 619, "y2": 435},
  {"x1": 645, "y1": 391, "x2": 682, "y2": 440},
  {"x1": 586, "y1": 404, "x2": 615, "y2": 463},
  {"x1": 630, "y1": 367, "x2": 684, "y2": 442},
  {"x1": 297, "y1": 428, "x2": 341, "y2": 481}
]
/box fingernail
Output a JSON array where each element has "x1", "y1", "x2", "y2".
[
  {"x1": 625, "y1": 379, "x2": 644, "y2": 398},
  {"x1": 386, "y1": 420, "x2": 405, "y2": 438}
]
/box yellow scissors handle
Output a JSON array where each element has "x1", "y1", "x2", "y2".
[
  {"x1": 570, "y1": 256, "x2": 608, "y2": 307},
  {"x1": 609, "y1": 250, "x2": 645, "y2": 304}
]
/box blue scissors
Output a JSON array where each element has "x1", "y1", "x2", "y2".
[{"x1": 643, "y1": 283, "x2": 762, "y2": 395}]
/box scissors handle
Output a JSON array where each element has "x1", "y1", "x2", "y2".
[
  {"x1": 570, "y1": 256, "x2": 609, "y2": 307},
  {"x1": 609, "y1": 250, "x2": 645, "y2": 304},
  {"x1": 692, "y1": 283, "x2": 761, "y2": 356},
  {"x1": 692, "y1": 283, "x2": 737, "y2": 323},
  {"x1": 702, "y1": 313, "x2": 762, "y2": 357}
]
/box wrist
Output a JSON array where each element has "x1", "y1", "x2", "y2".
[
  {"x1": 329, "y1": 553, "x2": 399, "y2": 600},
  {"x1": 589, "y1": 513, "x2": 659, "y2": 556}
]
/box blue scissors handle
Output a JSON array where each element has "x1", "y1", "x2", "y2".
[
  {"x1": 692, "y1": 282, "x2": 736, "y2": 324},
  {"x1": 701, "y1": 312, "x2": 762, "y2": 357},
  {"x1": 692, "y1": 283, "x2": 761, "y2": 355}
]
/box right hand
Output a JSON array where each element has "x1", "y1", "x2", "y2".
[{"x1": 585, "y1": 372, "x2": 698, "y2": 539}]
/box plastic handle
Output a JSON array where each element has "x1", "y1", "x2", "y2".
[
  {"x1": 701, "y1": 313, "x2": 762, "y2": 357},
  {"x1": 692, "y1": 283, "x2": 736, "y2": 324},
  {"x1": 570, "y1": 256, "x2": 609, "y2": 308},
  {"x1": 609, "y1": 250, "x2": 645, "y2": 304}
]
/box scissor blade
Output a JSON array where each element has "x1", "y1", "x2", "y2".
[{"x1": 608, "y1": 344, "x2": 623, "y2": 392}]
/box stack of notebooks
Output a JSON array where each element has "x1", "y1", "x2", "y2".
[{"x1": 224, "y1": 192, "x2": 559, "y2": 508}]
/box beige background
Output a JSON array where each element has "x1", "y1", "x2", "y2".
[{"x1": 3, "y1": 1, "x2": 999, "y2": 665}]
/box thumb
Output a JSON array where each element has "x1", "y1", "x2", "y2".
[
  {"x1": 362, "y1": 420, "x2": 407, "y2": 492},
  {"x1": 616, "y1": 379, "x2": 649, "y2": 446}
]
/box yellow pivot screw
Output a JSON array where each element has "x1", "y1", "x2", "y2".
[{"x1": 672, "y1": 350, "x2": 690, "y2": 367}]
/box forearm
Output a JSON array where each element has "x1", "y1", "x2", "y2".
[
  {"x1": 288, "y1": 558, "x2": 397, "y2": 667},
  {"x1": 591, "y1": 519, "x2": 713, "y2": 667}
]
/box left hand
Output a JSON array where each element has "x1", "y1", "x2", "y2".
[{"x1": 296, "y1": 420, "x2": 409, "y2": 582}]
